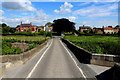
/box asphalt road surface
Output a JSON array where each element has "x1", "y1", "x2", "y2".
[{"x1": 3, "y1": 37, "x2": 98, "y2": 80}]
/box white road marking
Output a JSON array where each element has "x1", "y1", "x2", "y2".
[
  {"x1": 26, "y1": 39, "x2": 53, "y2": 79},
  {"x1": 59, "y1": 39, "x2": 87, "y2": 80}
]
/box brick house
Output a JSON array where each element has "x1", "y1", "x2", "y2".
[
  {"x1": 16, "y1": 21, "x2": 36, "y2": 33},
  {"x1": 79, "y1": 25, "x2": 90, "y2": 32},
  {"x1": 92, "y1": 28, "x2": 103, "y2": 34},
  {"x1": 37, "y1": 26, "x2": 44, "y2": 32},
  {"x1": 104, "y1": 27, "x2": 119, "y2": 34}
]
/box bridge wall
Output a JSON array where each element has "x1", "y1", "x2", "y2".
[
  {"x1": 0, "y1": 40, "x2": 48, "y2": 63},
  {"x1": 62, "y1": 39, "x2": 120, "y2": 67}
]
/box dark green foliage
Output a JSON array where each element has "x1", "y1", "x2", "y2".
[
  {"x1": 118, "y1": 31, "x2": 120, "y2": 36},
  {"x1": 2, "y1": 23, "x2": 10, "y2": 34},
  {"x1": 66, "y1": 36, "x2": 120, "y2": 55},
  {"x1": 9, "y1": 27, "x2": 16, "y2": 33},
  {"x1": 2, "y1": 41, "x2": 22, "y2": 55},
  {"x1": 46, "y1": 32, "x2": 52, "y2": 37},
  {"x1": 52, "y1": 18, "x2": 75, "y2": 33},
  {"x1": 26, "y1": 44, "x2": 38, "y2": 51},
  {"x1": 38, "y1": 30, "x2": 46, "y2": 35},
  {"x1": 2, "y1": 39, "x2": 46, "y2": 55}
]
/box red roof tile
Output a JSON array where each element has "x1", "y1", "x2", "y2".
[
  {"x1": 104, "y1": 27, "x2": 113, "y2": 30},
  {"x1": 114, "y1": 29, "x2": 119, "y2": 32}
]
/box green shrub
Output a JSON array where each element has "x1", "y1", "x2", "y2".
[
  {"x1": 38, "y1": 30, "x2": 45, "y2": 35},
  {"x1": 46, "y1": 32, "x2": 52, "y2": 37},
  {"x1": 2, "y1": 41, "x2": 22, "y2": 55}
]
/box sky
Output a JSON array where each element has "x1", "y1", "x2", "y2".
[{"x1": 0, "y1": 0, "x2": 119, "y2": 29}]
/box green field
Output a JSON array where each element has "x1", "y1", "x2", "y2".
[
  {"x1": 2, "y1": 35, "x2": 46, "y2": 41},
  {"x1": 65, "y1": 36, "x2": 120, "y2": 55},
  {"x1": 2, "y1": 35, "x2": 47, "y2": 55}
]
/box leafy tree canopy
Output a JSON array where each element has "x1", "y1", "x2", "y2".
[
  {"x1": 46, "y1": 22, "x2": 53, "y2": 25},
  {"x1": 52, "y1": 18, "x2": 75, "y2": 33}
]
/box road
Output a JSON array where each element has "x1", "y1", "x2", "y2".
[{"x1": 3, "y1": 37, "x2": 99, "y2": 79}]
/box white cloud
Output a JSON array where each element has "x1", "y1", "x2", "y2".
[
  {"x1": 79, "y1": 2, "x2": 91, "y2": 6},
  {"x1": 2, "y1": 0, "x2": 36, "y2": 12},
  {"x1": 54, "y1": 2, "x2": 73, "y2": 14},
  {"x1": 1, "y1": 10, "x2": 50, "y2": 27},
  {"x1": 68, "y1": 16, "x2": 77, "y2": 21},
  {"x1": 0, "y1": 10, "x2": 4, "y2": 16},
  {"x1": 73, "y1": 3, "x2": 118, "y2": 17}
]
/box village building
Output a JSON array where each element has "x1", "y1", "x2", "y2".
[
  {"x1": 79, "y1": 25, "x2": 90, "y2": 32},
  {"x1": 44, "y1": 24, "x2": 53, "y2": 32},
  {"x1": 92, "y1": 28, "x2": 103, "y2": 34},
  {"x1": 36, "y1": 26, "x2": 44, "y2": 32},
  {"x1": 104, "y1": 27, "x2": 119, "y2": 34},
  {"x1": 16, "y1": 21, "x2": 36, "y2": 33}
]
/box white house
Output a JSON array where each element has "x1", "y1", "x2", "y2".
[{"x1": 104, "y1": 27, "x2": 119, "y2": 34}]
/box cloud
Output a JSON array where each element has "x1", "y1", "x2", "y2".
[
  {"x1": 1, "y1": 10, "x2": 50, "y2": 27},
  {"x1": 54, "y1": 2, "x2": 73, "y2": 14},
  {"x1": 79, "y1": 2, "x2": 91, "y2": 6},
  {"x1": 73, "y1": 3, "x2": 118, "y2": 17},
  {"x1": 0, "y1": 10, "x2": 4, "y2": 16},
  {"x1": 68, "y1": 16, "x2": 77, "y2": 21},
  {"x1": 2, "y1": 0, "x2": 36, "y2": 12}
]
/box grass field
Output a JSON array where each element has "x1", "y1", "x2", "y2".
[
  {"x1": 65, "y1": 36, "x2": 120, "y2": 55},
  {"x1": 2, "y1": 35, "x2": 47, "y2": 55},
  {"x1": 2, "y1": 35, "x2": 46, "y2": 41}
]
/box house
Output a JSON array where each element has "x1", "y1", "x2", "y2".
[
  {"x1": 44, "y1": 24, "x2": 53, "y2": 32},
  {"x1": 92, "y1": 28, "x2": 103, "y2": 34},
  {"x1": 79, "y1": 25, "x2": 90, "y2": 32},
  {"x1": 16, "y1": 21, "x2": 36, "y2": 33},
  {"x1": 37, "y1": 26, "x2": 44, "y2": 32},
  {"x1": 104, "y1": 27, "x2": 119, "y2": 34}
]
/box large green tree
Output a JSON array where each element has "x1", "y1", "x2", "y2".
[
  {"x1": 2, "y1": 23, "x2": 10, "y2": 34},
  {"x1": 2, "y1": 23, "x2": 16, "y2": 34},
  {"x1": 52, "y1": 18, "x2": 75, "y2": 34},
  {"x1": 9, "y1": 27, "x2": 16, "y2": 33}
]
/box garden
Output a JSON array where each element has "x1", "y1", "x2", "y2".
[
  {"x1": 2, "y1": 35, "x2": 49, "y2": 55},
  {"x1": 65, "y1": 35, "x2": 120, "y2": 55}
]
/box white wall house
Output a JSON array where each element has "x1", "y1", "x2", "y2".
[{"x1": 104, "y1": 27, "x2": 119, "y2": 34}]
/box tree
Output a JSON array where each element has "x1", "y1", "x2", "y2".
[
  {"x1": 2, "y1": 23, "x2": 10, "y2": 34},
  {"x1": 118, "y1": 31, "x2": 120, "y2": 36},
  {"x1": 45, "y1": 22, "x2": 53, "y2": 25},
  {"x1": 115, "y1": 25, "x2": 120, "y2": 29},
  {"x1": 108, "y1": 26, "x2": 112, "y2": 28},
  {"x1": 52, "y1": 18, "x2": 75, "y2": 34},
  {"x1": 9, "y1": 27, "x2": 16, "y2": 33}
]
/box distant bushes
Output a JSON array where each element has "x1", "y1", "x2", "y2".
[
  {"x1": 74, "y1": 30, "x2": 119, "y2": 36},
  {"x1": 3, "y1": 31, "x2": 52, "y2": 37}
]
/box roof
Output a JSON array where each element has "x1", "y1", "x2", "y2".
[
  {"x1": 104, "y1": 27, "x2": 113, "y2": 30},
  {"x1": 114, "y1": 29, "x2": 119, "y2": 32},
  {"x1": 21, "y1": 24, "x2": 31, "y2": 27},
  {"x1": 32, "y1": 25, "x2": 36, "y2": 27},
  {"x1": 38, "y1": 26, "x2": 44, "y2": 28}
]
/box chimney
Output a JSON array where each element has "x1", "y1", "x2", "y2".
[
  {"x1": 83, "y1": 25, "x2": 84, "y2": 27},
  {"x1": 21, "y1": 21, "x2": 22, "y2": 25},
  {"x1": 30, "y1": 22, "x2": 32, "y2": 25}
]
